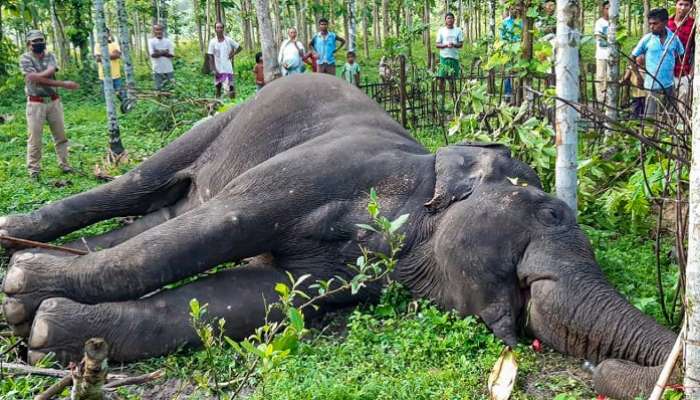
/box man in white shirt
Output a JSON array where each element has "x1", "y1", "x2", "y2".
[
  {"x1": 435, "y1": 12, "x2": 464, "y2": 92},
  {"x1": 148, "y1": 24, "x2": 175, "y2": 91},
  {"x1": 207, "y1": 22, "x2": 242, "y2": 98},
  {"x1": 594, "y1": 1, "x2": 611, "y2": 104},
  {"x1": 278, "y1": 27, "x2": 306, "y2": 76}
]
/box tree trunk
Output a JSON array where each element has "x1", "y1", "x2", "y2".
[
  {"x1": 205, "y1": 0, "x2": 212, "y2": 46},
  {"x1": 373, "y1": 0, "x2": 381, "y2": 47},
  {"x1": 382, "y1": 0, "x2": 390, "y2": 40},
  {"x1": 554, "y1": 0, "x2": 580, "y2": 213},
  {"x1": 94, "y1": 0, "x2": 125, "y2": 156},
  {"x1": 116, "y1": 0, "x2": 136, "y2": 103},
  {"x1": 271, "y1": 0, "x2": 282, "y2": 45},
  {"x1": 425, "y1": 0, "x2": 432, "y2": 68},
  {"x1": 684, "y1": 12, "x2": 700, "y2": 398},
  {"x1": 0, "y1": 5, "x2": 3, "y2": 43},
  {"x1": 254, "y1": 0, "x2": 281, "y2": 83},
  {"x1": 604, "y1": 0, "x2": 619, "y2": 137},
  {"x1": 193, "y1": 0, "x2": 205, "y2": 55},
  {"x1": 488, "y1": 0, "x2": 495, "y2": 38},
  {"x1": 520, "y1": 0, "x2": 534, "y2": 106},
  {"x1": 347, "y1": 0, "x2": 356, "y2": 51},
  {"x1": 215, "y1": 0, "x2": 222, "y2": 22},
  {"x1": 643, "y1": 0, "x2": 650, "y2": 34},
  {"x1": 293, "y1": 1, "x2": 302, "y2": 47},
  {"x1": 48, "y1": 0, "x2": 67, "y2": 69},
  {"x1": 579, "y1": 1, "x2": 584, "y2": 34},
  {"x1": 362, "y1": 0, "x2": 369, "y2": 57}
]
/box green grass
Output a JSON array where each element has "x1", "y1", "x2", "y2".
[{"x1": 0, "y1": 40, "x2": 681, "y2": 400}]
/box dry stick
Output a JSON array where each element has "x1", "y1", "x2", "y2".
[
  {"x1": 0, "y1": 235, "x2": 88, "y2": 255},
  {"x1": 0, "y1": 363, "x2": 128, "y2": 380},
  {"x1": 103, "y1": 369, "x2": 164, "y2": 390},
  {"x1": 1, "y1": 362, "x2": 70, "y2": 378},
  {"x1": 34, "y1": 374, "x2": 73, "y2": 400},
  {"x1": 648, "y1": 323, "x2": 686, "y2": 400}
]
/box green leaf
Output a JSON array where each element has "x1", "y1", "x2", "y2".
[
  {"x1": 288, "y1": 307, "x2": 305, "y2": 331},
  {"x1": 275, "y1": 283, "x2": 290, "y2": 297},
  {"x1": 389, "y1": 214, "x2": 409, "y2": 233},
  {"x1": 356, "y1": 223, "x2": 377, "y2": 232}
]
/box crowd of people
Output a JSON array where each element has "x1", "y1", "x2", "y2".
[
  {"x1": 16, "y1": 1, "x2": 696, "y2": 179},
  {"x1": 608, "y1": 0, "x2": 694, "y2": 119}
]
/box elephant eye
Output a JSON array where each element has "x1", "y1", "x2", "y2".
[{"x1": 536, "y1": 207, "x2": 561, "y2": 226}]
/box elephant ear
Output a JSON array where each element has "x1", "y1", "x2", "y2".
[{"x1": 424, "y1": 143, "x2": 512, "y2": 212}]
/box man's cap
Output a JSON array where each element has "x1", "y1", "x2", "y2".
[{"x1": 26, "y1": 30, "x2": 45, "y2": 42}]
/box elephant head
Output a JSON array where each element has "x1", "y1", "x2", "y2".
[{"x1": 413, "y1": 143, "x2": 676, "y2": 399}]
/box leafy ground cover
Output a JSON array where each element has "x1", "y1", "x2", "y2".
[{"x1": 0, "y1": 44, "x2": 680, "y2": 400}]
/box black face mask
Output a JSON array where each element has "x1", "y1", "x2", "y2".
[{"x1": 31, "y1": 42, "x2": 46, "y2": 53}]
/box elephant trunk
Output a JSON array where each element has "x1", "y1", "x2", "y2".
[{"x1": 526, "y1": 268, "x2": 677, "y2": 399}]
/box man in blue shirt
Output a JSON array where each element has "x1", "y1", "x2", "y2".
[
  {"x1": 631, "y1": 8, "x2": 685, "y2": 118},
  {"x1": 500, "y1": 6, "x2": 522, "y2": 102},
  {"x1": 309, "y1": 18, "x2": 346, "y2": 76}
]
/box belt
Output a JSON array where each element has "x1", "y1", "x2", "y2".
[{"x1": 28, "y1": 94, "x2": 60, "y2": 103}]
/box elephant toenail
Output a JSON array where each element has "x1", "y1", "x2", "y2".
[
  {"x1": 29, "y1": 319, "x2": 50, "y2": 348},
  {"x1": 0, "y1": 217, "x2": 7, "y2": 227},
  {"x1": 14, "y1": 252, "x2": 35, "y2": 263},
  {"x1": 41, "y1": 299, "x2": 59, "y2": 311},
  {"x1": 28, "y1": 350, "x2": 48, "y2": 366},
  {"x1": 3, "y1": 267, "x2": 26, "y2": 293},
  {"x1": 2, "y1": 298, "x2": 27, "y2": 324},
  {"x1": 11, "y1": 322, "x2": 30, "y2": 338}
]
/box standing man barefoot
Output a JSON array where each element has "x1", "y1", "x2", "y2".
[
  {"x1": 435, "y1": 12, "x2": 464, "y2": 93},
  {"x1": 207, "y1": 22, "x2": 242, "y2": 98},
  {"x1": 148, "y1": 24, "x2": 175, "y2": 91},
  {"x1": 19, "y1": 30, "x2": 79, "y2": 179}
]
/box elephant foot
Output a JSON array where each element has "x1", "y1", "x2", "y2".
[
  {"x1": 593, "y1": 359, "x2": 666, "y2": 400},
  {"x1": 2, "y1": 250, "x2": 72, "y2": 335},
  {"x1": 0, "y1": 214, "x2": 49, "y2": 249},
  {"x1": 27, "y1": 296, "x2": 195, "y2": 365}
]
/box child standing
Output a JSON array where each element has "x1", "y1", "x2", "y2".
[
  {"x1": 253, "y1": 52, "x2": 264, "y2": 92},
  {"x1": 341, "y1": 51, "x2": 361, "y2": 87}
]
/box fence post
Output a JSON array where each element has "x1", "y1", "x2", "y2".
[{"x1": 399, "y1": 55, "x2": 408, "y2": 128}]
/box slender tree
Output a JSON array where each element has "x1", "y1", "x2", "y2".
[
  {"x1": 362, "y1": 0, "x2": 369, "y2": 57},
  {"x1": 643, "y1": 0, "x2": 650, "y2": 34},
  {"x1": 685, "y1": 15, "x2": 700, "y2": 399},
  {"x1": 116, "y1": 0, "x2": 136, "y2": 104},
  {"x1": 48, "y1": 0, "x2": 67, "y2": 68},
  {"x1": 94, "y1": 0, "x2": 125, "y2": 156},
  {"x1": 348, "y1": 0, "x2": 356, "y2": 51},
  {"x1": 554, "y1": 0, "x2": 580, "y2": 213},
  {"x1": 382, "y1": 0, "x2": 389, "y2": 40},
  {"x1": 373, "y1": 0, "x2": 381, "y2": 47},
  {"x1": 255, "y1": 0, "x2": 282, "y2": 82},
  {"x1": 193, "y1": 0, "x2": 205, "y2": 55},
  {"x1": 604, "y1": 0, "x2": 619, "y2": 137}
]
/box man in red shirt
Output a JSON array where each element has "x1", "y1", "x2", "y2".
[{"x1": 668, "y1": 0, "x2": 694, "y2": 108}]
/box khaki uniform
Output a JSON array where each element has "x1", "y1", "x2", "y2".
[{"x1": 19, "y1": 51, "x2": 70, "y2": 174}]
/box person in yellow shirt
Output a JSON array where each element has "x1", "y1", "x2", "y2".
[{"x1": 94, "y1": 29, "x2": 127, "y2": 110}]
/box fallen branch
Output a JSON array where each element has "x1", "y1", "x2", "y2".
[
  {"x1": 0, "y1": 362, "x2": 128, "y2": 380},
  {"x1": 103, "y1": 369, "x2": 164, "y2": 390},
  {"x1": 1, "y1": 362, "x2": 70, "y2": 378},
  {"x1": 0, "y1": 235, "x2": 88, "y2": 255},
  {"x1": 34, "y1": 374, "x2": 72, "y2": 400}
]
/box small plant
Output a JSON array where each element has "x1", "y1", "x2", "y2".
[{"x1": 188, "y1": 188, "x2": 408, "y2": 397}]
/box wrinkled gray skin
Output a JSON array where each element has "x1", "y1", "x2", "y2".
[{"x1": 0, "y1": 75, "x2": 675, "y2": 399}]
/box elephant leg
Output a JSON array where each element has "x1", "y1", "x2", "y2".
[
  {"x1": 0, "y1": 109, "x2": 237, "y2": 245},
  {"x1": 62, "y1": 199, "x2": 193, "y2": 252},
  {"x1": 25, "y1": 264, "x2": 306, "y2": 364},
  {"x1": 2, "y1": 195, "x2": 283, "y2": 331}
]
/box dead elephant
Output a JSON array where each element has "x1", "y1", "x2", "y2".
[{"x1": 0, "y1": 74, "x2": 677, "y2": 400}]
